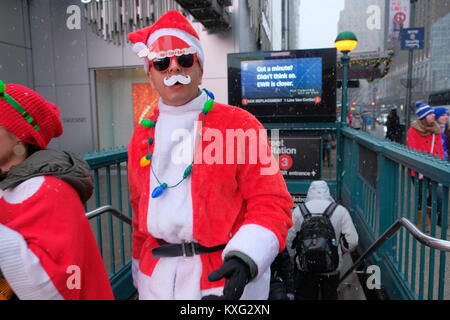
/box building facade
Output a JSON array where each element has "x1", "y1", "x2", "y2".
[
  {"x1": 376, "y1": 0, "x2": 450, "y2": 120},
  {"x1": 0, "y1": 0, "x2": 266, "y2": 153},
  {"x1": 246, "y1": 0, "x2": 301, "y2": 51}
]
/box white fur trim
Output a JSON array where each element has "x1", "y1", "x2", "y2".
[
  {"x1": 223, "y1": 224, "x2": 279, "y2": 281},
  {"x1": 135, "y1": 252, "x2": 271, "y2": 300},
  {"x1": 146, "y1": 28, "x2": 204, "y2": 66},
  {"x1": 132, "y1": 258, "x2": 140, "y2": 289},
  {"x1": 136, "y1": 256, "x2": 203, "y2": 300},
  {"x1": 2, "y1": 176, "x2": 45, "y2": 204},
  {"x1": 132, "y1": 42, "x2": 149, "y2": 57},
  {"x1": 0, "y1": 224, "x2": 63, "y2": 300},
  {"x1": 201, "y1": 286, "x2": 224, "y2": 297}
]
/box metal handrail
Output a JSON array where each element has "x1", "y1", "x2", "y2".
[
  {"x1": 339, "y1": 217, "x2": 450, "y2": 285},
  {"x1": 86, "y1": 205, "x2": 132, "y2": 225}
]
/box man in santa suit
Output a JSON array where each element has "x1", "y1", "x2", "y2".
[{"x1": 127, "y1": 10, "x2": 293, "y2": 300}]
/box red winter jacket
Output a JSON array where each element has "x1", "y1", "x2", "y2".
[
  {"x1": 407, "y1": 127, "x2": 444, "y2": 158},
  {"x1": 406, "y1": 127, "x2": 444, "y2": 176},
  {"x1": 0, "y1": 162, "x2": 114, "y2": 300}
]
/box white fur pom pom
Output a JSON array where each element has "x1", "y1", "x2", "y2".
[{"x1": 132, "y1": 42, "x2": 150, "y2": 58}]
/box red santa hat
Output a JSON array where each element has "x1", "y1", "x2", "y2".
[
  {"x1": 0, "y1": 81, "x2": 63, "y2": 149},
  {"x1": 128, "y1": 10, "x2": 204, "y2": 72}
]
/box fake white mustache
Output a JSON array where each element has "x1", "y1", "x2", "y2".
[{"x1": 163, "y1": 74, "x2": 192, "y2": 86}]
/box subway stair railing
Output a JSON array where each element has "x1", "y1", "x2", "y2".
[
  {"x1": 339, "y1": 127, "x2": 450, "y2": 300},
  {"x1": 83, "y1": 148, "x2": 135, "y2": 300},
  {"x1": 86, "y1": 205, "x2": 132, "y2": 225},
  {"x1": 85, "y1": 205, "x2": 136, "y2": 300},
  {"x1": 340, "y1": 217, "x2": 450, "y2": 298}
]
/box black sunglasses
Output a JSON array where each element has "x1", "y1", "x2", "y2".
[{"x1": 151, "y1": 54, "x2": 197, "y2": 72}]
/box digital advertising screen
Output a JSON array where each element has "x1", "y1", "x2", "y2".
[
  {"x1": 228, "y1": 48, "x2": 337, "y2": 122},
  {"x1": 241, "y1": 57, "x2": 322, "y2": 104}
]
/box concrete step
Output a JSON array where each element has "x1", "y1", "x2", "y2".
[{"x1": 337, "y1": 253, "x2": 367, "y2": 300}]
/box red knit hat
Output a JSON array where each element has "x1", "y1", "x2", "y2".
[
  {"x1": 0, "y1": 81, "x2": 63, "y2": 149},
  {"x1": 128, "y1": 10, "x2": 204, "y2": 71}
]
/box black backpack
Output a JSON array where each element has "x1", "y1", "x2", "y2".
[{"x1": 291, "y1": 202, "x2": 339, "y2": 273}]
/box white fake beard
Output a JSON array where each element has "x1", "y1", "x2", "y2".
[{"x1": 163, "y1": 74, "x2": 192, "y2": 86}]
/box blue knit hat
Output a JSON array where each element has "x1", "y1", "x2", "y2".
[
  {"x1": 434, "y1": 106, "x2": 449, "y2": 121},
  {"x1": 415, "y1": 101, "x2": 434, "y2": 120}
]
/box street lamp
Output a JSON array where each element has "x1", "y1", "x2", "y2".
[
  {"x1": 335, "y1": 31, "x2": 357, "y2": 201},
  {"x1": 335, "y1": 31, "x2": 358, "y2": 125}
]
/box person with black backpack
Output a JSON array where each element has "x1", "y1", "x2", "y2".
[{"x1": 287, "y1": 180, "x2": 358, "y2": 300}]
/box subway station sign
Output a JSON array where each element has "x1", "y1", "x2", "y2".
[{"x1": 271, "y1": 135, "x2": 321, "y2": 180}]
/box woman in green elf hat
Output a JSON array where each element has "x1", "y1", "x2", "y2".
[{"x1": 0, "y1": 81, "x2": 114, "y2": 300}]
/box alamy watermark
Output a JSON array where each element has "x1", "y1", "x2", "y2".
[
  {"x1": 66, "y1": 265, "x2": 81, "y2": 290},
  {"x1": 169, "y1": 124, "x2": 281, "y2": 176},
  {"x1": 355, "y1": 264, "x2": 381, "y2": 290}
]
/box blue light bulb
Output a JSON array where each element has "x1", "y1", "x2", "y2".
[{"x1": 152, "y1": 183, "x2": 168, "y2": 198}]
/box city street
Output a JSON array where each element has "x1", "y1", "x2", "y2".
[{"x1": 363, "y1": 123, "x2": 387, "y2": 140}]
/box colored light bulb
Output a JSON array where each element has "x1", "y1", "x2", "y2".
[
  {"x1": 203, "y1": 99, "x2": 214, "y2": 114},
  {"x1": 204, "y1": 89, "x2": 215, "y2": 100},
  {"x1": 140, "y1": 156, "x2": 151, "y2": 167},
  {"x1": 183, "y1": 164, "x2": 193, "y2": 179},
  {"x1": 152, "y1": 183, "x2": 168, "y2": 198},
  {"x1": 141, "y1": 119, "x2": 156, "y2": 128}
]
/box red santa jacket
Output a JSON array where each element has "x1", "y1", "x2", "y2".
[
  {"x1": 0, "y1": 176, "x2": 114, "y2": 300},
  {"x1": 128, "y1": 102, "x2": 293, "y2": 290}
]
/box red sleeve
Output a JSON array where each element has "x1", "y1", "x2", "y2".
[
  {"x1": 235, "y1": 113, "x2": 293, "y2": 251},
  {"x1": 128, "y1": 127, "x2": 150, "y2": 259}
]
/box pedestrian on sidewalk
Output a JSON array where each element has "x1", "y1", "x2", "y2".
[
  {"x1": 127, "y1": 10, "x2": 292, "y2": 300},
  {"x1": 434, "y1": 107, "x2": 449, "y2": 160},
  {"x1": 0, "y1": 81, "x2": 113, "y2": 300},
  {"x1": 434, "y1": 106, "x2": 449, "y2": 227},
  {"x1": 351, "y1": 112, "x2": 362, "y2": 130},
  {"x1": 322, "y1": 131, "x2": 335, "y2": 168},
  {"x1": 347, "y1": 112, "x2": 353, "y2": 127},
  {"x1": 287, "y1": 181, "x2": 358, "y2": 300},
  {"x1": 385, "y1": 108, "x2": 402, "y2": 143},
  {"x1": 406, "y1": 102, "x2": 444, "y2": 232}
]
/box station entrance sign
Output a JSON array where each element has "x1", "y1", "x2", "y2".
[{"x1": 270, "y1": 134, "x2": 321, "y2": 180}]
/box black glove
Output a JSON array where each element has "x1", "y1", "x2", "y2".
[{"x1": 203, "y1": 258, "x2": 250, "y2": 300}]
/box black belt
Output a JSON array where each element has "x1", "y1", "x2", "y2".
[{"x1": 152, "y1": 239, "x2": 226, "y2": 258}]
